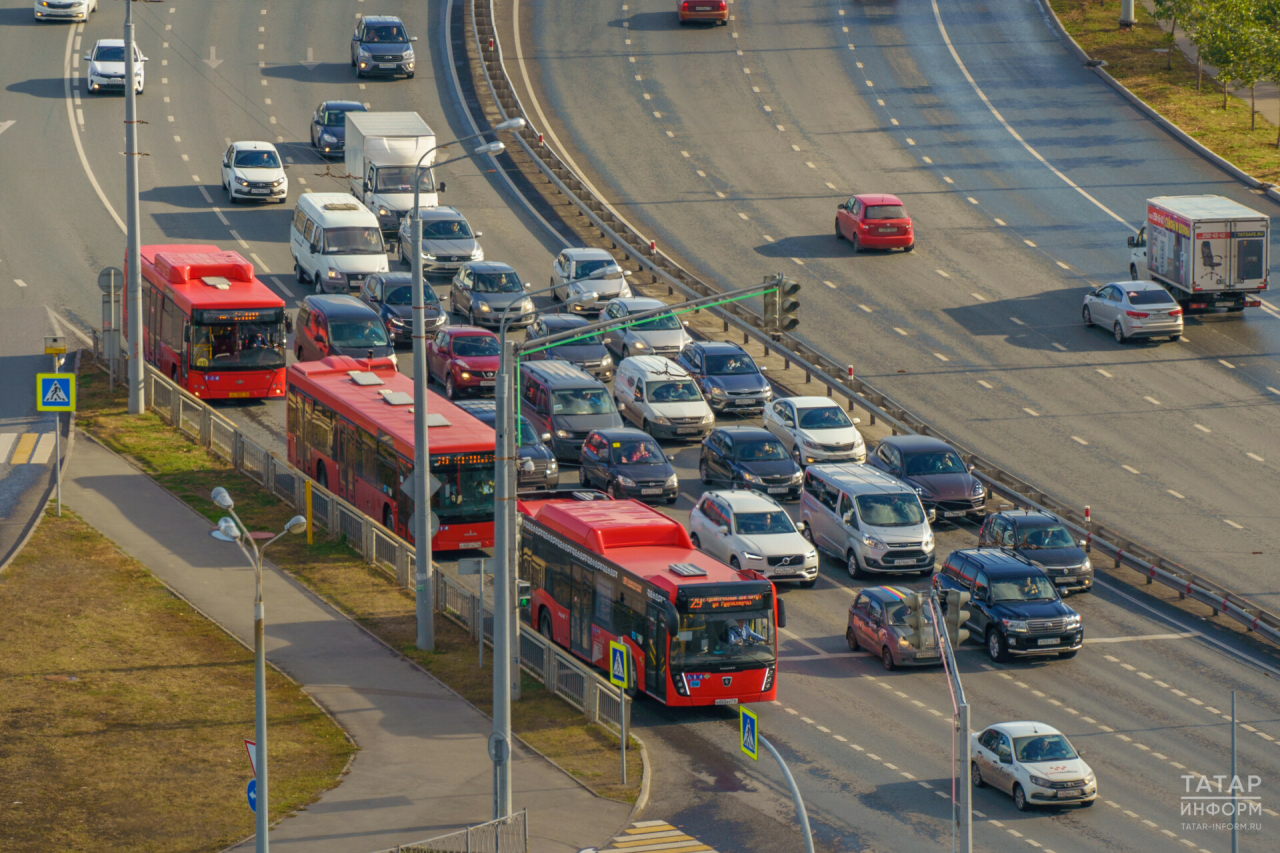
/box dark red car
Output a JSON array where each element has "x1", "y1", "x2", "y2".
[
  {"x1": 835, "y1": 193, "x2": 914, "y2": 253},
  {"x1": 678, "y1": 0, "x2": 728, "y2": 24},
  {"x1": 426, "y1": 326, "x2": 499, "y2": 399}
]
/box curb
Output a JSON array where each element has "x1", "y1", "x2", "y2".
[{"x1": 1034, "y1": 0, "x2": 1280, "y2": 207}]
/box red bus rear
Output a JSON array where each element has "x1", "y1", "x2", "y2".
[
  {"x1": 286, "y1": 356, "x2": 496, "y2": 551},
  {"x1": 132, "y1": 245, "x2": 288, "y2": 399},
  {"x1": 518, "y1": 495, "x2": 781, "y2": 707}
]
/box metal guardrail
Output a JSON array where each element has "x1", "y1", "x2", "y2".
[
  {"x1": 96, "y1": 358, "x2": 630, "y2": 734},
  {"x1": 463, "y1": 0, "x2": 1280, "y2": 650},
  {"x1": 368, "y1": 810, "x2": 527, "y2": 853}
]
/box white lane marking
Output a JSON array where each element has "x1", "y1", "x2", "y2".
[
  {"x1": 62, "y1": 24, "x2": 125, "y2": 234},
  {"x1": 1194, "y1": 424, "x2": 1210, "y2": 433},
  {"x1": 1087, "y1": 632, "x2": 1199, "y2": 644},
  {"x1": 967, "y1": 197, "x2": 978, "y2": 204},
  {"x1": 929, "y1": 0, "x2": 1133, "y2": 230},
  {"x1": 936, "y1": 269, "x2": 950, "y2": 278},
  {"x1": 212, "y1": 208, "x2": 230, "y2": 226},
  {"x1": 906, "y1": 137, "x2": 914, "y2": 145},
  {"x1": 681, "y1": 150, "x2": 690, "y2": 158},
  {"x1": 197, "y1": 186, "x2": 213, "y2": 203},
  {"x1": 1121, "y1": 464, "x2": 1140, "y2": 474},
  {"x1": 994, "y1": 218, "x2": 1006, "y2": 225},
  {"x1": 0, "y1": 434, "x2": 16, "y2": 463},
  {"x1": 977, "y1": 380, "x2": 993, "y2": 389},
  {"x1": 972, "y1": 292, "x2": 985, "y2": 301},
  {"x1": 1224, "y1": 519, "x2": 1244, "y2": 529},
  {"x1": 1023, "y1": 408, "x2": 1039, "y2": 417},
  {"x1": 1024, "y1": 239, "x2": 1036, "y2": 247},
  {"x1": 14, "y1": 279, "x2": 27, "y2": 288},
  {"x1": 31, "y1": 434, "x2": 56, "y2": 465},
  {"x1": 1144, "y1": 396, "x2": 1161, "y2": 405},
  {"x1": 1071, "y1": 436, "x2": 1088, "y2": 445},
  {"x1": 1219, "y1": 359, "x2": 1235, "y2": 368},
  {"x1": 1096, "y1": 368, "x2": 1113, "y2": 378},
  {"x1": 1052, "y1": 342, "x2": 1067, "y2": 351},
  {"x1": 859, "y1": 304, "x2": 872, "y2": 313},
  {"x1": 792, "y1": 258, "x2": 804, "y2": 265},
  {"x1": 934, "y1": 353, "x2": 949, "y2": 361},
  {"x1": 1010, "y1": 317, "x2": 1024, "y2": 325},
  {"x1": 1270, "y1": 387, "x2": 1280, "y2": 395},
  {"x1": 1167, "y1": 489, "x2": 1185, "y2": 499},
  {"x1": 738, "y1": 212, "x2": 749, "y2": 220},
  {"x1": 1246, "y1": 452, "x2": 1265, "y2": 462},
  {"x1": 269, "y1": 277, "x2": 295, "y2": 298},
  {"x1": 1057, "y1": 261, "x2": 1070, "y2": 269},
  {"x1": 823, "y1": 280, "x2": 836, "y2": 289},
  {"x1": 249, "y1": 253, "x2": 271, "y2": 274},
  {"x1": 943, "y1": 176, "x2": 954, "y2": 184},
  {"x1": 893, "y1": 327, "x2": 908, "y2": 336},
  {"x1": 229, "y1": 230, "x2": 250, "y2": 249},
  {"x1": 76, "y1": 108, "x2": 83, "y2": 126}
]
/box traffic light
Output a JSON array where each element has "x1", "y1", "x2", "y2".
[
  {"x1": 778, "y1": 278, "x2": 801, "y2": 332},
  {"x1": 901, "y1": 592, "x2": 926, "y2": 650},
  {"x1": 762, "y1": 287, "x2": 779, "y2": 334},
  {"x1": 943, "y1": 590, "x2": 971, "y2": 646},
  {"x1": 517, "y1": 580, "x2": 531, "y2": 609}
]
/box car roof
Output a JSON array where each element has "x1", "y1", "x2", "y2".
[
  {"x1": 521, "y1": 359, "x2": 599, "y2": 384},
  {"x1": 810, "y1": 463, "x2": 912, "y2": 494},
  {"x1": 780, "y1": 395, "x2": 842, "y2": 408},
  {"x1": 464, "y1": 261, "x2": 516, "y2": 274},
  {"x1": 321, "y1": 100, "x2": 366, "y2": 111},
  {"x1": 954, "y1": 548, "x2": 1037, "y2": 574},
  {"x1": 690, "y1": 340, "x2": 747, "y2": 355},
  {"x1": 988, "y1": 721, "x2": 1063, "y2": 738},
  {"x1": 881, "y1": 435, "x2": 955, "y2": 453},
  {"x1": 1109, "y1": 280, "x2": 1175, "y2": 293},
  {"x1": 989, "y1": 509, "x2": 1057, "y2": 525},
  {"x1": 445, "y1": 325, "x2": 496, "y2": 337},
  {"x1": 862, "y1": 585, "x2": 920, "y2": 603},
  {"x1": 298, "y1": 193, "x2": 377, "y2": 224},
  {"x1": 94, "y1": 38, "x2": 128, "y2": 47},
  {"x1": 540, "y1": 314, "x2": 590, "y2": 329},
  {"x1": 622, "y1": 354, "x2": 687, "y2": 375},
  {"x1": 360, "y1": 15, "x2": 405, "y2": 24},
  {"x1": 564, "y1": 248, "x2": 615, "y2": 261},
  {"x1": 854, "y1": 193, "x2": 905, "y2": 206},
  {"x1": 707, "y1": 489, "x2": 782, "y2": 512},
  {"x1": 232, "y1": 141, "x2": 279, "y2": 152},
  {"x1": 710, "y1": 426, "x2": 775, "y2": 442},
  {"x1": 614, "y1": 297, "x2": 667, "y2": 312},
  {"x1": 302, "y1": 294, "x2": 379, "y2": 318},
  {"x1": 419, "y1": 205, "x2": 466, "y2": 221},
  {"x1": 592, "y1": 427, "x2": 658, "y2": 442},
  {"x1": 370, "y1": 272, "x2": 413, "y2": 283}
]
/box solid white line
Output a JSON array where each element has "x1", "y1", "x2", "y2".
[
  {"x1": 63, "y1": 24, "x2": 125, "y2": 234},
  {"x1": 929, "y1": 0, "x2": 1134, "y2": 230},
  {"x1": 1085, "y1": 633, "x2": 1198, "y2": 643},
  {"x1": 46, "y1": 307, "x2": 92, "y2": 345}
]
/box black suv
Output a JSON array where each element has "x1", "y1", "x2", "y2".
[
  {"x1": 453, "y1": 400, "x2": 559, "y2": 491},
  {"x1": 674, "y1": 340, "x2": 772, "y2": 414},
  {"x1": 351, "y1": 16, "x2": 417, "y2": 78},
  {"x1": 358, "y1": 272, "x2": 448, "y2": 348},
  {"x1": 579, "y1": 428, "x2": 677, "y2": 504},
  {"x1": 523, "y1": 314, "x2": 614, "y2": 381},
  {"x1": 978, "y1": 510, "x2": 1093, "y2": 594},
  {"x1": 699, "y1": 426, "x2": 802, "y2": 499},
  {"x1": 934, "y1": 549, "x2": 1082, "y2": 663}
]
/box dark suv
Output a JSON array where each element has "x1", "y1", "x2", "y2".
[
  {"x1": 579, "y1": 428, "x2": 677, "y2": 503},
  {"x1": 934, "y1": 549, "x2": 1083, "y2": 663},
  {"x1": 867, "y1": 435, "x2": 986, "y2": 521},
  {"x1": 295, "y1": 295, "x2": 395, "y2": 363},
  {"x1": 358, "y1": 272, "x2": 447, "y2": 347},
  {"x1": 675, "y1": 340, "x2": 773, "y2": 414},
  {"x1": 699, "y1": 426, "x2": 802, "y2": 499},
  {"x1": 351, "y1": 16, "x2": 417, "y2": 78},
  {"x1": 453, "y1": 400, "x2": 559, "y2": 491},
  {"x1": 978, "y1": 510, "x2": 1093, "y2": 594}
]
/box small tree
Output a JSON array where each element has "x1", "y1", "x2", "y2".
[
  {"x1": 1196, "y1": 0, "x2": 1256, "y2": 109},
  {"x1": 1256, "y1": 0, "x2": 1280, "y2": 144},
  {"x1": 1151, "y1": 0, "x2": 1201, "y2": 71}
]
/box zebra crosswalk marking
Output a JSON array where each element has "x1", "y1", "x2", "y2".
[{"x1": 10, "y1": 433, "x2": 38, "y2": 464}]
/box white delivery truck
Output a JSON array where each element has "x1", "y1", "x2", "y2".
[
  {"x1": 1128, "y1": 196, "x2": 1269, "y2": 311},
  {"x1": 344, "y1": 111, "x2": 441, "y2": 241}
]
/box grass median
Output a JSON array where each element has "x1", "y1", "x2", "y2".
[
  {"x1": 0, "y1": 507, "x2": 353, "y2": 853},
  {"x1": 75, "y1": 364, "x2": 641, "y2": 804},
  {"x1": 1048, "y1": 0, "x2": 1280, "y2": 183}
]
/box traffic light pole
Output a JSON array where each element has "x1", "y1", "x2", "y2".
[
  {"x1": 124, "y1": 0, "x2": 144, "y2": 415},
  {"x1": 930, "y1": 591, "x2": 972, "y2": 853}
]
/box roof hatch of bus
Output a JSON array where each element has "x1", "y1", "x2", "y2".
[
  {"x1": 153, "y1": 251, "x2": 255, "y2": 285},
  {"x1": 533, "y1": 499, "x2": 693, "y2": 554}
]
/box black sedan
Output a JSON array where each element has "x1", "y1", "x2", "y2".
[
  {"x1": 452, "y1": 400, "x2": 560, "y2": 491},
  {"x1": 675, "y1": 340, "x2": 773, "y2": 414},
  {"x1": 310, "y1": 100, "x2": 368, "y2": 157},
  {"x1": 579, "y1": 428, "x2": 677, "y2": 503},
  {"x1": 357, "y1": 272, "x2": 447, "y2": 347},
  {"x1": 523, "y1": 314, "x2": 615, "y2": 381},
  {"x1": 699, "y1": 426, "x2": 802, "y2": 500}
]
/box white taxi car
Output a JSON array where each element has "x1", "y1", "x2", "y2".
[
  {"x1": 689, "y1": 490, "x2": 818, "y2": 587},
  {"x1": 971, "y1": 722, "x2": 1097, "y2": 811}
]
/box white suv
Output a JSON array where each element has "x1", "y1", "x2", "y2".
[
  {"x1": 689, "y1": 490, "x2": 818, "y2": 587},
  {"x1": 763, "y1": 396, "x2": 865, "y2": 466}
]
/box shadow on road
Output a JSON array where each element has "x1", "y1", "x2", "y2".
[
  {"x1": 6, "y1": 77, "x2": 69, "y2": 99},
  {"x1": 262, "y1": 63, "x2": 363, "y2": 85}
]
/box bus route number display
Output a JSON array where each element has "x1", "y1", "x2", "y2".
[
  {"x1": 686, "y1": 593, "x2": 765, "y2": 612},
  {"x1": 431, "y1": 451, "x2": 495, "y2": 467},
  {"x1": 192, "y1": 308, "x2": 282, "y2": 325}
]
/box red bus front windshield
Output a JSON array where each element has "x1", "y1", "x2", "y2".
[
  {"x1": 190, "y1": 316, "x2": 286, "y2": 371},
  {"x1": 672, "y1": 607, "x2": 776, "y2": 670}
]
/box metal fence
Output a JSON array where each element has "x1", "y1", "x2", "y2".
[
  {"x1": 464, "y1": 0, "x2": 1280, "y2": 650},
  {"x1": 98, "y1": 358, "x2": 629, "y2": 734},
  {"x1": 368, "y1": 810, "x2": 527, "y2": 853}
]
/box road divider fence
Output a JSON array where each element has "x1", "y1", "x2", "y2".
[
  {"x1": 368, "y1": 809, "x2": 527, "y2": 853},
  {"x1": 461, "y1": 0, "x2": 1280, "y2": 649}
]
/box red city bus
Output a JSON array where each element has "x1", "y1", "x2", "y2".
[
  {"x1": 286, "y1": 355, "x2": 496, "y2": 551},
  {"x1": 518, "y1": 495, "x2": 782, "y2": 707},
  {"x1": 131, "y1": 244, "x2": 288, "y2": 399}
]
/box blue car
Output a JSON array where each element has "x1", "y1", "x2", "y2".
[
  {"x1": 310, "y1": 100, "x2": 368, "y2": 157},
  {"x1": 675, "y1": 340, "x2": 773, "y2": 415}
]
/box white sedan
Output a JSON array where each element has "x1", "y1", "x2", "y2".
[
  {"x1": 689, "y1": 490, "x2": 818, "y2": 587},
  {"x1": 220, "y1": 141, "x2": 288, "y2": 204},
  {"x1": 84, "y1": 39, "x2": 145, "y2": 95},
  {"x1": 763, "y1": 396, "x2": 865, "y2": 466},
  {"x1": 971, "y1": 721, "x2": 1098, "y2": 811},
  {"x1": 37, "y1": 0, "x2": 97, "y2": 22}
]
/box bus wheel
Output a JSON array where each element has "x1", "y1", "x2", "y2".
[
  {"x1": 316, "y1": 463, "x2": 328, "y2": 489},
  {"x1": 382, "y1": 504, "x2": 393, "y2": 529},
  {"x1": 539, "y1": 610, "x2": 553, "y2": 640}
]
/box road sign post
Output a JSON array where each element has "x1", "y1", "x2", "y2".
[
  {"x1": 739, "y1": 706, "x2": 813, "y2": 853},
  {"x1": 37, "y1": 373, "x2": 75, "y2": 518},
  {"x1": 609, "y1": 641, "x2": 630, "y2": 783},
  {"x1": 98, "y1": 267, "x2": 123, "y2": 392},
  {"x1": 740, "y1": 705, "x2": 759, "y2": 761}
]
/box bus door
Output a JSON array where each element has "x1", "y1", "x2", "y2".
[
  {"x1": 147, "y1": 288, "x2": 164, "y2": 365},
  {"x1": 299, "y1": 397, "x2": 314, "y2": 475},
  {"x1": 645, "y1": 603, "x2": 668, "y2": 700},
  {"x1": 337, "y1": 421, "x2": 358, "y2": 503},
  {"x1": 569, "y1": 562, "x2": 593, "y2": 658}
]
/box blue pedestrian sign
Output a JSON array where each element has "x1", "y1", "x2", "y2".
[
  {"x1": 36, "y1": 373, "x2": 75, "y2": 413},
  {"x1": 608, "y1": 640, "x2": 629, "y2": 689},
  {"x1": 740, "y1": 706, "x2": 759, "y2": 761},
  {"x1": 247, "y1": 778, "x2": 257, "y2": 812}
]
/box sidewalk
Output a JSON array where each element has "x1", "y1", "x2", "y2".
[{"x1": 63, "y1": 436, "x2": 630, "y2": 853}]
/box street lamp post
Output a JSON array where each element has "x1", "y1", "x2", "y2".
[
  {"x1": 409, "y1": 119, "x2": 524, "y2": 652},
  {"x1": 124, "y1": 0, "x2": 144, "y2": 414},
  {"x1": 209, "y1": 487, "x2": 306, "y2": 853}
]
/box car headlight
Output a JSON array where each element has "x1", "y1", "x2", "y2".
[
  {"x1": 422, "y1": 252, "x2": 437, "y2": 261},
  {"x1": 710, "y1": 386, "x2": 727, "y2": 397},
  {"x1": 600, "y1": 353, "x2": 612, "y2": 366},
  {"x1": 617, "y1": 476, "x2": 637, "y2": 488},
  {"x1": 972, "y1": 480, "x2": 985, "y2": 496},
  {"x1": 521, "y1": 298, "x2": 534, "y2": 312},
  {"x1": 378, "y1": 207, "x2": 389, "y2": 217},
  {"x1": 555, "y1": 429, "x2": 572, "y2": 439},
  {"x1": 359, "y1": 49, "x2": 371, "y2": 58},
  {"x1": 1082, "y1": 557, "x2": 1092, "y2": 572},
  {"x1": 321, "y1": 133, "x2": 337, "y2": 143},
  {"x1": 272, "y1": 178, "x2": 286, "y2": 188},
  {"x1": 665, "y1": 474, "x2": 678, "y2": 489},
  {"x1": 471, "y1": 246, "x2": 484, "y2": 259},
  {"x1": 460, "y1": 372, "x2": 471, "y2": 380},
  {"x1": 742, "y1": 552, "x2": 764, "y2": 561},
  {"x1": 800, "y1": 438, "x2": 820, "y2": 450},
  {"x1": 791, "y1": 470, "x2": 803, "y2": 482},
  {"x1": 914, "y1": 485, "x2": 926, "y2": 496},
  {"x1": 404, "y1": 49, "x2": 415, "y2": 60},
  {"x1": 762, "y1": 386, "x2": 774, "y2": 399},
  {"x1": 742, "y1": 472, "x2": 763, "y2": 484},
  {"x1": 861, "y1": 533, "x2": 886, "y2": 550},
  {"x1": 899, "y1": 636, "x2": 913, "y2": 648},
  {"x1": 923, "y1": 532, "x2": 934, "y2": 551},
  {"x1": 1084, "y1": 773, "x2": 1095, "y2": 785},
  {"x1": 547, "y1": 460, "x2": 558, "y2": 472},
  {"x1": 805, "y1": 549, "x2": 817, "y2": 560},
  {"x1": 477, "y1": 302, "x2": 492, "y2": 312},
  {"x1": 1001, "y1": 618, "x2": 1029, "y2": 632},
  {"x1": 700, "y1": 412, "x2": 715, "y2": 425},
  {"x1": 1029, "y1": 775, "x2": 1054, "y2": 789},
  {"x1": 326, "y1": 269, "x2": 344, "y2": 280},
  {"x1": 235, "y1": 177, "x2": 249, "y2": 186},
  {"x1": 630, "y1": 339, "x2": 647, "y2": 350},
  {"x1": 388, "y1": 317, "x2": 407, "y2": 328},
  {"x1": 1064, "y1": 614, "x2": 1082, "y2": 628}
]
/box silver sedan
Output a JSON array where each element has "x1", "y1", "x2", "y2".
[{"x1": 1082, "y1": 281, "x2": 1183, "y2": 343}]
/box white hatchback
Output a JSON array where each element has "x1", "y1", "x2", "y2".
[
  {"x1": 971, "y1": 721, "x2": 1098, "y2": 811},
  {"x1": 689, "y1": 490, "x2": 818, "y2": 587},
  {"x1": 764, "y1": 396, "x2": 865, "y2": 466}
]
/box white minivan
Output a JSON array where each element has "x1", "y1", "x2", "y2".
[
  {"x1": 614, "y1": 355, "x2": 715, "y2": 441},
  {"x1": 290, "y1": 193, "x2": 390, "y2": 295}
]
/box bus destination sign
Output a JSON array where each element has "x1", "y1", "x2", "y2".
[{"x1": 685, "y1": 593, "x2": 766, "y2": 612}]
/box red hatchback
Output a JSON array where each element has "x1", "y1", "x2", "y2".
[
  {"x1": 835, "y1": 193, "x2": 915, "y2": 253},
  {"x1": 678, "y1": 0, "x2": 728, "y2": 25},
  {"x1": 426, "y1": 326, "x2": 500, "y2": 399}
]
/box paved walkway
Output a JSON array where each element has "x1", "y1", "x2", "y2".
[{"x1": 63, "y1": 436, "x2": 630, "y2": 853}]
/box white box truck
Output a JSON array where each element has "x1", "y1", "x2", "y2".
[
  {"x1": 1128, "y1": 196, "x2": 1269, "y2": 311},
  {"x1": 344, "y1": 111, "x2": 441, "y2": 239}
]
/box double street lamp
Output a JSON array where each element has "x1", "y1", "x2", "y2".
[{"x1": 209, "y1": 487, "x2": 306, "y2": 853}]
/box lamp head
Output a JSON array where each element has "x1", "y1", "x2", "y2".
[
  {"x1": 284, "y1": 515, "x2": 308, "y2": 535},
  {"x1": 210, "y1": 517, "x2": 241, "y2": 542},
  {"x1": 210, "y1": 486, "x2": 234, "y2": 510},
  {"x1": 566, "y1": 290, "x2": 599, "y2": 310},
  {"x1": 474, "y1": 141, "x2": 505, "y2": 156},
  {"x1": 495, "y1": 117, "x2": 527, "y2": 132}
]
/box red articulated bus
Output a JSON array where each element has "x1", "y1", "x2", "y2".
[
  {"x1": 286, "y1": 355, "x2": 497, "y2": 551},
  {"x1": 518, "y1": 494, "x2": 782, "y2": 707},
  {"x1": 133, "y1": 244, "x2": 288, "y2": 399}
]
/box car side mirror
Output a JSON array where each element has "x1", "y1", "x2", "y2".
[
  {"x1": 1126, "y1": 236, "x2": 1135, "y2": 248},
  {"x1": 682, "y1": 320, "x2": 689, "y2": 327},
  {"x1": 475, "y1": 231, "x2": 483, "y2": 237},
  {"x1": 717, "y1": 525, "x2": 729, "y2": 536},
  {"x1": 633, "y1": 389, "x2": 643, "y2": 402},
  {"x1": 83, "y1": 55, "x2": 91, "y2": 62},
  {"x1": 759, "y1": 365, "x2": 767, "y2": 371},
  {"x1": 794, "y1": 520, "x2": 806, "y2": 532},
  {"x1": 541, "y1": 433, "x2": 551, "y2": 443},
  {"x1": 1079, "y1": 538, "x2": 1088, "y2": 547},
  {"x1": 183, "y1": 325, "x2": 191, "y2": 343},
  {"x1": 410, "y1": 35, "x2": 419, "y2": 41},
  {"x1": 141, "y1": 55, "x2": 150, "y2": 62},
  {"x1": 852, "y1": 417, "x2": 861, "y2": 425},
  {"x1": 315, "y1": 334, "x2": 326, "y2": 346},
  {"x1": 438, "y1": 182, "x2": 446, "y2": 192},
  {"x1": 776, "y1": 598, "x2": 787, "y2": 629},
  {"x1": 624, "y1": 270, "x2": 633, "y2": 277},
  {"x1": 524, "y1": 281, "x2": 533, "y2": 290},
  {"x1": 889, "y1": 466, "x2": 901, "y2": 476},
  {"x1": 842, "y1": 512, "x2": 853, "y2": 526}
]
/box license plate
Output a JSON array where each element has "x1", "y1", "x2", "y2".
[
  {"x1": 1053, "y1": 576, "x2": 1073, "y2": 584},
  {"x1": 379, "y1": 62, "x2": 397, "y2": 68},
  {"x1": 251, "y1": 189, "x2": 270, "y2": 195},
  {"x1": 715, "y1": 698, "x2": 739, "y2": 705},
  {"x1": 768, "y1": 487, "x2": 789, "y2": 494},
  {"x1": 916, "y1": 650, "x2": 939, "y2": 657},
  {"x1": 459, "y1": 541, "x2": 483, "y2": 549},
  {"x1": 228, "y1": 391, "x2": 252, "y2": 398},
  {"x1": 641, "y1": 488, "x2": 662, "y2": 495},
  {"x1": 943, "y1": 510, "x2": 967, "y2": 517},
  {"x1": 479, "y1": 380, "x2": 495, "y2": 387},
  {"x1": 893, "y1": 558, "x2": 918, "y2": 566},
  {"x1": 1037, "y1": 637, "x2": 1061, "y2": 646},
  {"x1": 676, "y1": 427, "x2": 698, "y2": 434},
  {"x1": 695, "y1": 5, "x2": 712, "y2": 9},
  {"x1": 736, "y1": 398, "x2": 756, "y2": 405},
  {"x1": 879, "y1": 227, "x2": 896, "y2": 233},
  {"x1": 1057, "y1": 789, "x2": 1083, "y2": 798}
]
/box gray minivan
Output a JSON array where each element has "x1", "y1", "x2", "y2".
[{"x1": 519, "y1": 360, "x2": 622, "y2": 461}]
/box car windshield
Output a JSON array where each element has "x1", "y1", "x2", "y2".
[
  {"x1": 1017, "y1": 524, "x2": 1077, "y2": 549},
  {"x1": 904, "y1": 451, "x2": 967, "y2": 475},
  {"x1": 1014, "y1": 734, "x2": 1078, "y2": 763},
  {"x1": 324, "y1": 227, "x2": 384, "y2": 255},
  {"x1": 234, "y1": 150, "x2": 281, "y2": 169},
  {"x1": 704, "y1": 353, "x2": 759, "y2": 375},
  {"x1": 574, "y1": 259, "x2": 621, "y2": 279},
  {"x1": 545, "y1": 328, "x2": 602, "y2": 346},
  {"x1": 552, "y1": 388, "x2": 614, "y2": 415},
  {"x1": 856, "y1": 494, "x2": 925, "y2": 527},
  {"x1": 991, "y1": 575, "x2": 1059, "y2": 602},
  {"x1": 452, "y1": 335, "x2": 500, "y2": 357},
  {"x1": 364, "y1": 24, "x2": 408, "y2": 42},
  {"x1": 189, "y1": 322, "x2": 286, "y2": 371},
  {"x1": 735, "y1": 440, "x2": 788, "y2": 461},
  {"x1": 1127, "y1": 289, "x2": 1177, "y2": 306},
  {"x1": 647, "y1": 380, "x2": 701, "y2": 403},
  {"x1": 93, "y1": 45, "x2": 132, "y2": 62},
  {"x1": 632, "y1": 311, "x2": 682, "y2": 331},
  {"x1": 671, "y1": 609, "x2": 776, "y2": 668},
  {"x1": 322, "y1": 107, "x2": 363, "y2": 126},
  {"x1": 611, "y1": 438, "x2": 666, "y2": 465},
  {"x1": 328, "y1": 321, "x2": 389, "y2": 349},
  {"x1": 886, "y1": 600, "x2": 935, "y2": 626},
  {"x1": 376, "y1": 168, "x2": 435, "y2": 193},
  {"x1": 473, "y1": 272, "x2": 522, "y2": 293},
  {"x1": 735, "y1": 511, "x2": 795, "y2": 535},
  {"x1": 382, "y1": 284, "x2": 438, "y2": 306},
  {"x1": 423, "y1": 218, "x2": 474, "y2": 239},
  {"x1": 865, "y1": 204, "x2": 907, "y2": 220},
  {"x1": 797, "y1": 406, "x2": 852, "y2": 430}
]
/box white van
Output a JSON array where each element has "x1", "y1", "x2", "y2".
[
  {"x1": 614, "y1": 355, "x2": 714, "y2": 441},
  {"x1": 290, "y1": 193, "x2": 390, "y2": 295}
]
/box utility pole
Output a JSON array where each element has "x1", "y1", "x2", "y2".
[
  {"x1": 410, "y1": 181, "x2": 434, "y2": 652},
  {"x1": 931, "y1": 592, "x2": 972, "y2": 853},
  {"x1": 491, "y1": 336, "x2": 514, "y2": 818},
  {"x1": 1120, "y1": 0, "x2": 1135, "y2": 28},
  {"x1": 124, "y1": 0, "x2": 144, "y2": 414},
  {"x1": 1231, "y1": 690, "x2": 1238, "y2": 853}
]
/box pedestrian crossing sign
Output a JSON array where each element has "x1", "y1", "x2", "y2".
[
  {"x1": 608, "y1": 640, "x2": 629, "y2": 689},
  {"x1": 36, "y1": 374, "x2": 75, "y2": 412},
  {"x1": 740, "y1": 705, "x2": 758, "y2": 761}
]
